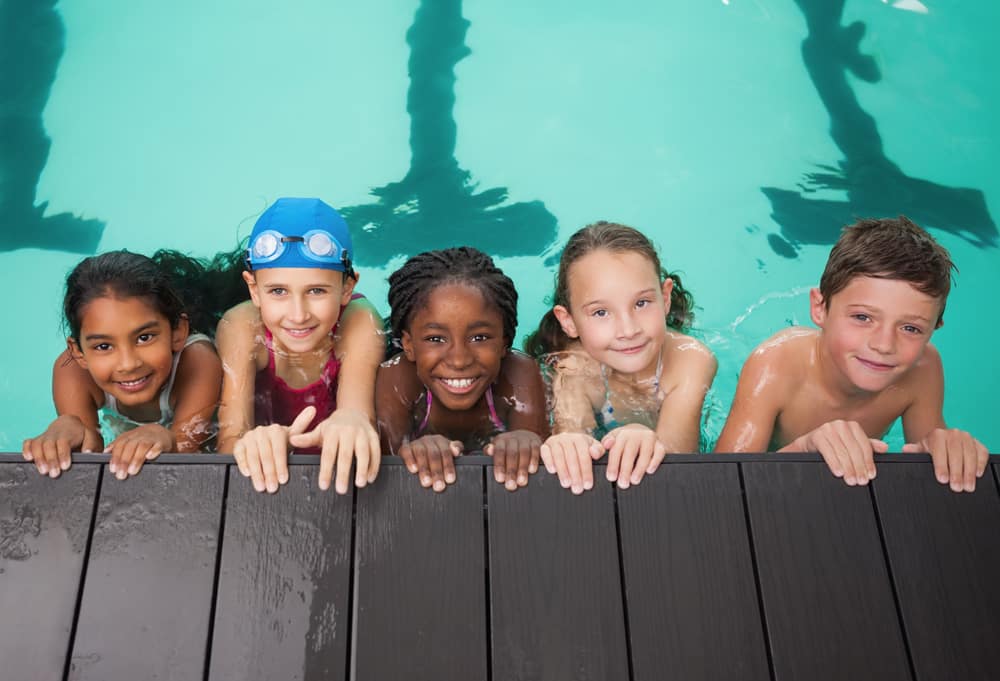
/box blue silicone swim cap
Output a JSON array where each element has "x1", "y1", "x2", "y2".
[{"x1": 246, "y1": 198, "x2": 353, "y2": 272}]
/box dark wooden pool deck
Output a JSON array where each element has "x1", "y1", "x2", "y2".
[{"x1": 1, "y1": 452, "x2": 998, "y2": 681}]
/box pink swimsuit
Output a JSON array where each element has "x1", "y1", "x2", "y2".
[{"x1": 253, "y1": 295, "x2": 361, "y2": 453}]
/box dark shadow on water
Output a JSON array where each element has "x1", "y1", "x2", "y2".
[
  {"x1": 340, "y1": 0, "x2": 557, "y2": 267},
  {"x1": 762, "y1": 0, "x2": 997, "y2": 257},
  {"x1": 0, "y1": 0, "x2": 103, "y2": 254}
]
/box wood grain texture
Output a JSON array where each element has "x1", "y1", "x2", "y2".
[
  {"x1": 68, "y1": 465, "x2": 225, "y2": 681},
  {"x1": 873, "y1": 460, "x2": 1000, "y2": 681},
  {"x1": 742, "y1": 462, "x2": 911, "y2": 681},
  {"x1": 352, "y1": 466, "x2": 487, "y2": 681},
  {"x1": 208, "y1": 468, "x2": 353, "y2": 681},
  {"x1": 0, "y1": 464, "x2": 99, "y2": 681},
  {"x1": 487, "y1": 467, "x2": 629, "y2": 681},
  {"x1": 618, "y1": 463, "x2": 770, "y2": 681}
]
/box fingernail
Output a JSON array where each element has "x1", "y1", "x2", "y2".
[
  {"x1": 559, "y1": 477, "x2": 570, "y2": 489},
  {"x1": 129, "y1": 465, "x2": 139, "y2": 475},
  {"x1": 267, "y1": 483, "x2": 277, "y2": 493},
  {"x1": 279, "y1": 473, "x2": 288, "y2": 484},
  {"x1": 446, "y1": 473, "x2": 456, "y2": 483},
  {"x1": 433, "y1": 481, "x2": 445, "y2": 492},
  {"x1": 571, "y1": 484, "x2": 582, "y2": 494},
  {"x1": 39, "y1": 464, "x2": 48, "y2": 474},
  {"x1": 254, "y1": 481, "x2": 265, "y2": 492},
  {"x1": 421, "y1": 476, "x2": 430, "y2": 486},
  {"x1": 618, "y1": 479, "x2": 630, "y2": 489},
  {"x1": 107, "y1": 462, "x2": 115, "y2": 473},
  {"x1": 583, "y1": 479, "x2": 593, "y2": 490},
  {"x1": 61, "y1": 460, "x2": 71, "y2": 470},
  {"x1": 938, "y1": 474, "x2": 949, "y2": 484},
  {"x1": 845, "y1": 476, "x2": 856, "y2": 486},
  {"x1": 336, "y1": 482, "x2": 348, "y2": 494}
]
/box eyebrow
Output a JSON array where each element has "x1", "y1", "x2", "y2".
[
  {"x1": 420, "y1": 320, "x2": 498, "y2": 331},
  {"x1": 847, "y1": 305, "x2": 933, "y2": 324},
  {"x1": 580, "y1": 288, "x2": 658, "y2": 308},
  {"x1": 83, "y1": 320, "x2": 162, "y2": 342}
]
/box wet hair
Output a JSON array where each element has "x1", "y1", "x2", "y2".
[
  {"x1": 820, "y1": 216, "x2": 955, "y2": 325},
  {"x1": 524, "y1": 221, "x2": 695, "y2": 357},
  {"x1": 63, "y1": 249, "x2": 249, "y2": 340},
  {"x1": 387, "y1": 247, "x2": 518, "y2": 350}
]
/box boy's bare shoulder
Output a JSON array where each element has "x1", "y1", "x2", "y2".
[{"x1": 737, "y1": 326, "x2": 816, "y2": 395}]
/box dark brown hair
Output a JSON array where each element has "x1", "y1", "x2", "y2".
[
  {"x1": 524, "y1": 221, "x2": 694, "y2": 356},
  {"x1": 820, "y1": 216, "x2": 955, "y2": 324}
]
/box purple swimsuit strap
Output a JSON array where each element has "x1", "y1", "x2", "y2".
[{"x1": 416, "y1": 384, "x2": 506, "y2": 436}]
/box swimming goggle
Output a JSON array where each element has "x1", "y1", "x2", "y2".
[{"x1": 245, "y1": 229, "x2": 352, "y2": 272}]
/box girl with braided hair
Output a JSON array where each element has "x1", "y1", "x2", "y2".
[{"x1": 376, "y1": 247, "x2": 549, "y2": 493}]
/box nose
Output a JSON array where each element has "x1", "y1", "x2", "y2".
[
  {"x1": 446, "y1": 341, "x2": 473, "y2": 369},
  {"x1": 117, "y1": 346, "x2": 143, "y2": 373},
  {"x1": 615, "y1": 311, "x2": 641, "y2": 339},
  {"x1": 288, "y1": 295, "x2": 310, "y2": 323},
  {"x1": 868, "y1": 323, "x2": 896, "y2": 355}
]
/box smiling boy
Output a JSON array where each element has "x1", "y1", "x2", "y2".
[{"x1": 715, "y1": 216, "x2": 989, "y2": 491}]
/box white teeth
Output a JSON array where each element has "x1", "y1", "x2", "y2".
[
  {"x1": 443, "y1": 378, "x2": 474, "y2": 388},
  {"x1": 118, "y1": 378, "x2": 146, "y2": 387}
]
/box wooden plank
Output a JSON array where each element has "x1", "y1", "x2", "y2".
[
  {"x1": 352, "y1": 466, "x2": 487, "y2": 681},
  {"x1": 873, "y1": 460, "x2": 1000, "y2": 681},
  {"x1": 68, "y1": 465, "x2": 225, "y2": 681},
  {"x1": 488, "y1": 466, "x2": 629, "y2": 681},
  {"x1": 0, "y1": 464, "x2": 99, "y2": 681},
  {"x1": 617, "y1": 463, "x2": 770, "y2": 681},
  {"x1": 208, "y1": 467, "x2": 353, "y2": 681},
  {"x1": 742, "y1": 462, "x2": 911, "y2": 681}
]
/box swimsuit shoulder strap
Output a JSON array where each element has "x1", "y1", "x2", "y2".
[{"x1": 485, "y1": 384, "x2": 506, "y2": 432}]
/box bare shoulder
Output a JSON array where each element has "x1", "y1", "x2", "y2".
[
  {"x1": 215, "y1": 301, "x2": 265, "y2": 367},
  {"x1": 376, "y1": 351, "x2": 424, "y2": 402},
  {"x1": 499, "y1": 350, "x2": 544, "y2": 387},
  {"x1": 744, "y1": 327, "x2": 814, "y2": 374},
  {"x1": 663, "y1": 331, "x2": 717, "y2": 377}
]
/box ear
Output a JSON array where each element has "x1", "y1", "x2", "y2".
[
  {"x1": 552, "y1": 305, "x2": 579, "y2": 339},
  {"x1": 67, "y1": 337, "x2": 88, "y2": 370},
  {"x1": 661, "y1": 277, "x2": 674, "y2": 318},
  {"x1": 809, "y1": 287, "x2": 827, "y2": 327},
  {"x1": 340, "y1": 273, "x2": 357, "y2": 306},
  {"x1": 401, "y1": 330, "x2": 416, "y2": 361},
  {"x1": 171, "y1": 314, "x2": 190, "y2": 352},
  {"x1": 243, "y1": 271, "x2": 261, "y2": 307}
]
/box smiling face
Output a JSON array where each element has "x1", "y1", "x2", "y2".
[
  {"x1": 70, "y1": 295, "x2": 188, "y2": 416},
  {"x1": 811, "y1": 275, "x2": 943, "y2": 395},
  {"x1": 244, "y1": 267, "x2": 355, "y2": 353},
  {"x1": 552, "y1": 249, "x2": 672, "y2": 380},
  {"x1": 401, "y1": 282, "x2": 507, "y2": 412}
]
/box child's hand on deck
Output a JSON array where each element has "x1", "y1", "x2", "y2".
[
  {"x1": 234, "y1": 406, "x2": 315, "y2": 493},
  {"x1": 540, "y1": 432, "x2": 604, "y2": 495},
  {"x1": 601, "y1": 424, "x2": 665, "y2": 489},
  {"x1": 22, "y1": 415, "x2": 102, "y2": 478},
  {"x1": 106, "y1": 424, "x2": 173, "y2": 480},
  {"x1": 783, "y1": 420, "x2": 885, "y2": 486},
  {"x1": 289, "y1": 407, "x2": 380, "y2": 494},
  {"x1": 400, "y1": 435, "x2": 463, "y2": 492},
  {"x1": 902, "y1": 428, "x2": 989, "y2": 493},
  {"x1": 485, "y1": 430, "x2": 541, "y2": 491}
]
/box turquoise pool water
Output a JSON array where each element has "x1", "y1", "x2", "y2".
[{"x1": 2, "y1": 0, "x2": 997, "y2": 451}]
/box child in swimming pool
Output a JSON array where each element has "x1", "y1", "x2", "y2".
[
  {"x1": 376, "y1": 247, "x2": 549, "y2": 492},
  {"x1": 525, "y1": 221, "x2": 717, "y2": 494},
  {"x1": 216, "y1": 197, "x2": 385, "y2": 495},
  {"x1": 23, "y1": 250, "x2": 224, "y2": 479},
  {"x1": 714, "y1": 216, "x2": 989, "y2": 491}
]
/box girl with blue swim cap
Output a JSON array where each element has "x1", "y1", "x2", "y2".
[{"x1": 216, "y1": 198, "x2": 385, "y2": 494}]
